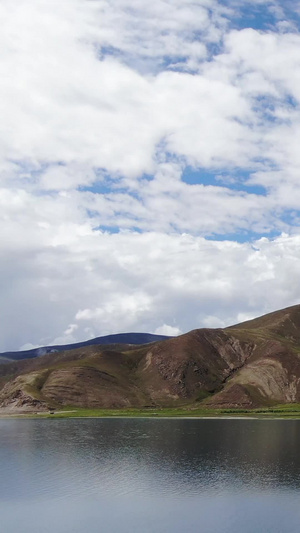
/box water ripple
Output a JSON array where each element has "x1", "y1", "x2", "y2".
[{"x1": 1, "y1": 419, "x2": 300, "y2": 533}]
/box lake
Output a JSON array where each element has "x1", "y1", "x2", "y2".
[{"x1": 1, "y1": 418, "x2": 300, "y2": 532}]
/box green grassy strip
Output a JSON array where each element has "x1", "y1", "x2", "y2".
[{"x1": 24, "y1": 404, "x2": 300, "y2": 419}]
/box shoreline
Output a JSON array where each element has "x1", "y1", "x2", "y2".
[
  {"x1": 0, "y1": 410, "x2": 300, "y2": 420},
  {"x1": 2, "y1": 402, "x2": 300, "y2": 420}
]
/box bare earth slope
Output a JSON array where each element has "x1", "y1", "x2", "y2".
[{"x1": 2, "y1": 304, "x2": 300, "y2": 411}]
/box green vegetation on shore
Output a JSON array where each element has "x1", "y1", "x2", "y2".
[{"x1": 4, "y1": 403, "x2": 300, "y2": 419}]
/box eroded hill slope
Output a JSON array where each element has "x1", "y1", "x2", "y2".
[{"x1": 2, "y1": 304, "x2": 300, "y2": 411}]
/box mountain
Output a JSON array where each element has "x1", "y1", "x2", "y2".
[
  {"x1": 2, "y1": 304, "x2": 300, "y2": 412},
  {"x1": 0, "y1": 333, "x2": 171, "y2": 363}
]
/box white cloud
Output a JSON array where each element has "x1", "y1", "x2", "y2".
[
  {"x1": 87, "y1": 0, "x2": 228, "y2": 68},
  {"x1": 1, "y1": 0, "x2": 300, "y2": 195},
  {"x1": 202, "y1": 316, "x2": 227, "y2": 329},
  {"x1": 154, "y1": 324, "x2": 182, "y2": 336},
  {"x1": 0, "y1": 0, "x2": 260, "y2": 184},
  {"x1": 1, "y1": 212, "x2": 300, "y2": 350},
  {"x1": 2, "y1": 1, "x2": 300, "y2": 351}
]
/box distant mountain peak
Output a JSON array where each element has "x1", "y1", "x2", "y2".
[{"x1": 0, "y1": 332, "x2": 172, "y2": 363}]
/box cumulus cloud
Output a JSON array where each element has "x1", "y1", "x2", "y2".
[
  {"x1": 154, "y1": 324, "x2": 183, "y2": 336},
  {"x1": 1, "y1": 0, "x2": 300, "y2": 350},
  {"x1": 1, "y1": 216, "x2": 300, "y2": 350}
]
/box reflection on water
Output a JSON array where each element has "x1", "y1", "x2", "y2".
[{"x1": 1, "y1": 418, "x2": 300, "y2": 532}]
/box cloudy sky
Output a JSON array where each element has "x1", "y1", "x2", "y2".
[{"x1": 2, "y1": 0, "x2": 300, "y2": 351}]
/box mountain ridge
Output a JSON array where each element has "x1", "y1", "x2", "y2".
[
  {"x1": 0, "y1": 332, "x2": 171, "y2": 363},
  {"x1": 2, "y1": 304, "x2": 300, "y2": 412}
]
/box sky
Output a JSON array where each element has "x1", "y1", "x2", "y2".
[{"x1": 2, "y1": 0, "x2": 300, "y2": 351}]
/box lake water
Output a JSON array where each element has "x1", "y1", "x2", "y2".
[{"x1": 1, "y1": 418, "x2": 300, "y2": 533}]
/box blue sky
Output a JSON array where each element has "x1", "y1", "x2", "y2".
[
  {"x1": 228, "y1": 3, "x2": 282, "y2": 30},
  {"x1": 2, "y1": 0, "x2": 300, "y2": 351}
]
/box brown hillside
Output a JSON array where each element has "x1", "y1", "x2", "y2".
[{"x1": 2, "y1": 304, "x2": 300, "y2": 411}]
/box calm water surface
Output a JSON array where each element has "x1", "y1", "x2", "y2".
[{"x1": 1, "y1": 418, "x2": 300, "y2": 532}]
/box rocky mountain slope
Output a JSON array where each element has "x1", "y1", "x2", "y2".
[{"x1": 2, "y1": 304, "x2": 300, "y2": 411}]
